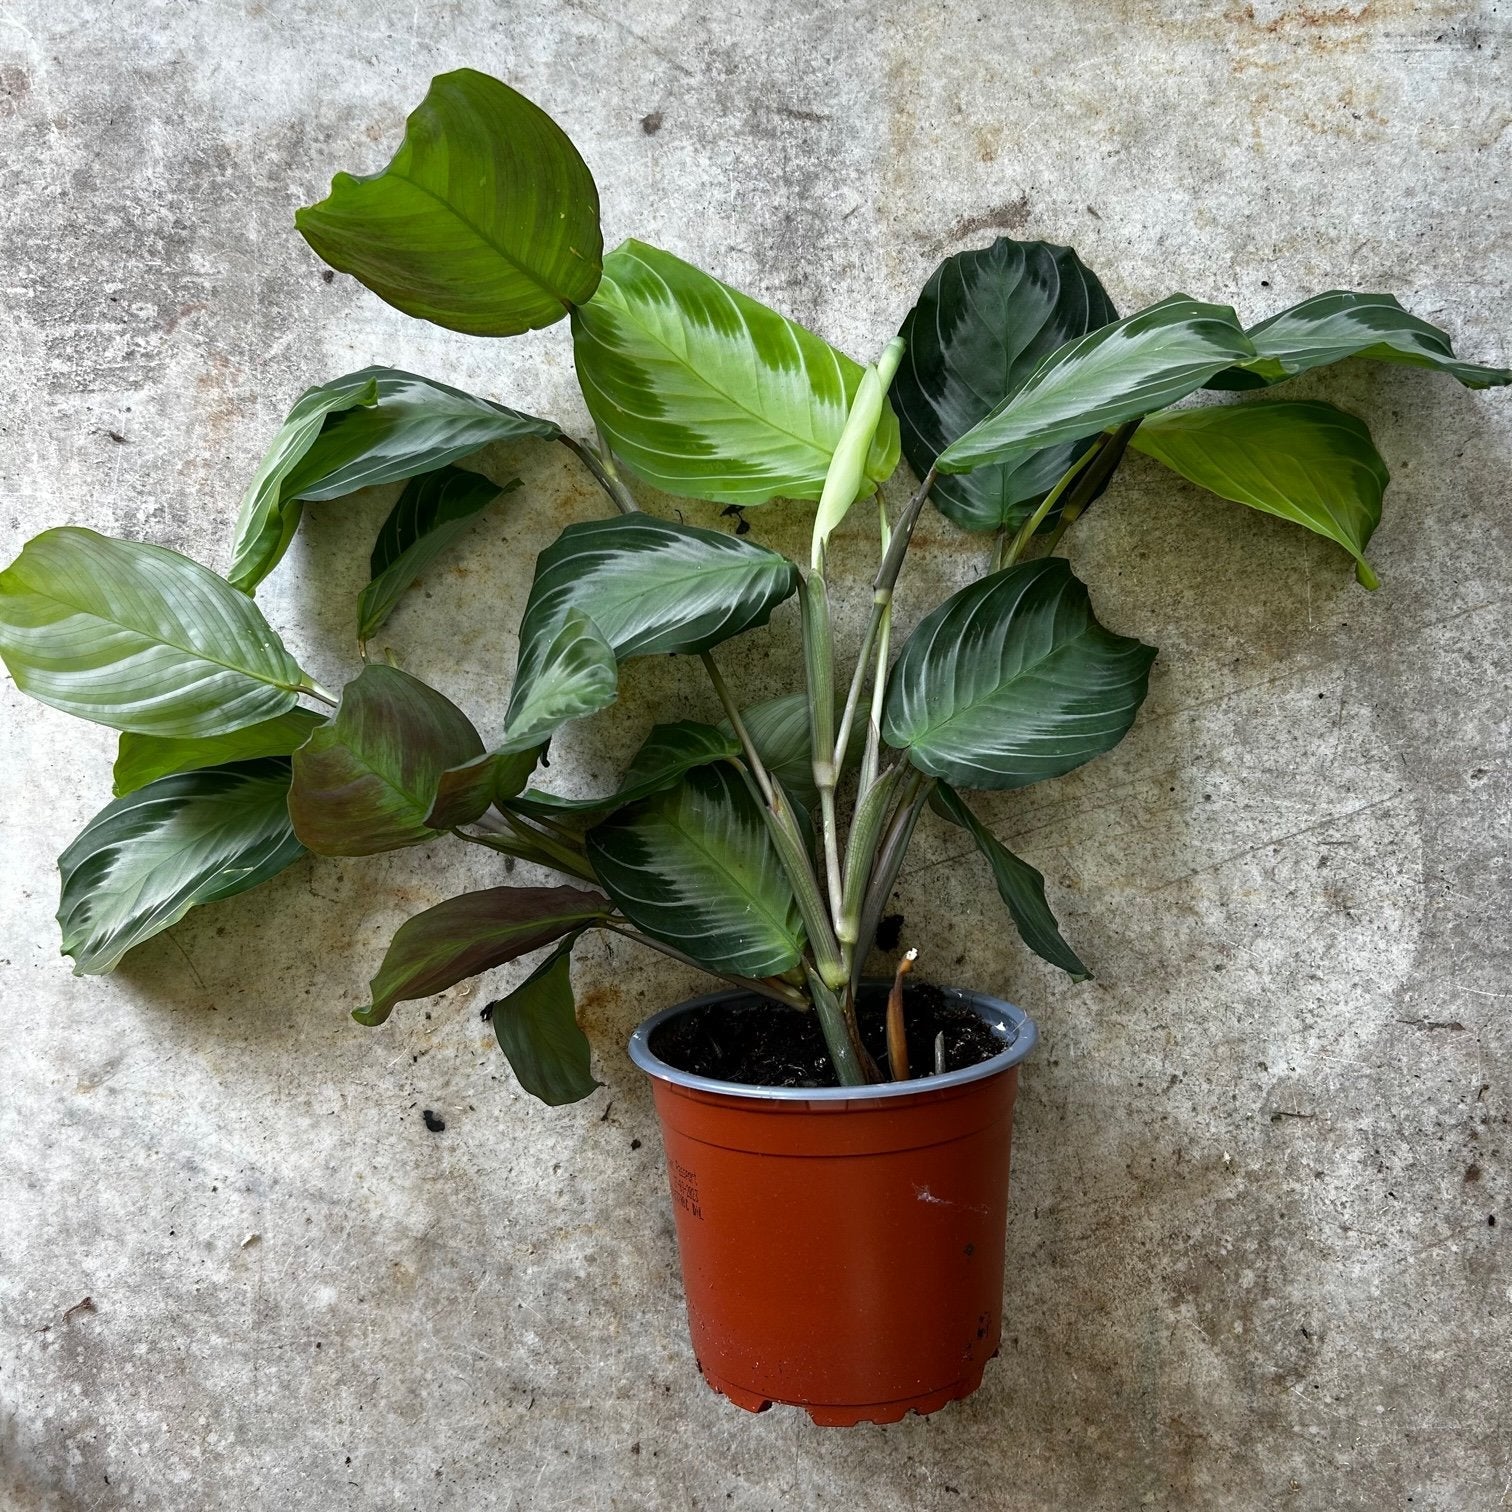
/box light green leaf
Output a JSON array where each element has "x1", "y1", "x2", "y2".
[
  {"x1": 58, "y1": 759, "x2": 305, "y2": 975},
  {"x1": 231, "y1": 367, "x2": 556, "y2": 595},
  {"x1": 883, "y1": 558, "x2": 1156, "y2": 790},
  {"x1": 113, "y1": 709, "x2": 325, "y2": 797},
  {"x1": 572, "y1": 239, "x2": 899, "y2": 505},
  {"x1": 518, "y1": 515, "x2": 799, "y2": 664},
  {"x1": 1131, "y1": 400, "x2": 1389, "y2": 588},
  {"x1": 932, "y1": 782, "x2": 1088, "y2": 980},
  {"x1": 356, "y1": 883, "x2": 609, "y2": 1025},
  {"x1": 289, "y1": 664, "x2": 483, "y2": 855},
  {"x1": 586, "y1": 763, "x2": 805, "y2": 977},
  {"x1": 937, "y1": 296, "x2": 1255, "y2": 474},
  {"x1": 1211, "y1": 291, "x2": 1512, "y2": 391},
  {"x1": 503, "y1": 608, "x2": 619, "y2": 750},
  {"x1": 296, "y1": 69, "x2": 603, "y2": 336},
  {"x1": 894, "y1": 238, "x2": 1120, "y2": 532},
  {"x1": 488, "y1": 938, "x2": 599, "y2": 1106},
  {"x1": 0, "y1": 528, "x2": 307, "y2": 737},
  {"x1": 359, "y1": 467, "x2": 516, "y2": 641}
]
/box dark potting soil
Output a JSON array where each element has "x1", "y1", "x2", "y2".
[{"x1": 649, "y1": 982, "x2": 1005, "y2": 1089}]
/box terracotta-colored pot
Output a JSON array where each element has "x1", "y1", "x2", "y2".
[{"x1": 628, "y1": 985, "x2": 1037, "y2": 1426}]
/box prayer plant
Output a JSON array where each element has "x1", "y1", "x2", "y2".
[{"x1": 2, "y1": 69, "x2": 1506, "y2": 1100}]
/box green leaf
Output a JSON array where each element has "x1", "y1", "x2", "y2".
[
  {"x1": 937, "y1": 296, "x2": 1256, "y2": 474},
  {"x1": 296, "y1": 68, "x2": 603, "y2": 336},
  {"x1": 572, "y1": 239, "x2": 900, "y2": 505},
  {"x1": 359, "y1": 467, "x2": 516, "y2": 641},
  {"x1": 0, "y1": 528, "x2": 308, "y2": 737},
  {"x1": 356, "y1": 883, "x2": 609, "y2": 1025},
  {"x1": 1131, "y1": 401, "x2": 1389, "y2": 588},
  {"x1": 289, "y1": 664, "x2": 483, "y2": 855},
  {"x1": 230, "y1": 366, "x2": 556, "y2": 595},
  {"x1": 113, "y1": 709, "x2": 325, "y2": 797},
  {"x1": 931, "y1": 782, "x2": 1088, "y2": 980},
  {"x1": 518, "y1": 515, "x2": 799, "y2": 664},
  {"x1": 586, "y1": 763, "x2": 805, "y2": 977},
  {"x1": 488, "y1": 938, "x2": 599, "y2": 1106},
  {"x1": 427, "y1": 746, "x2": 543, "y2": 831},
  {"x1": 1210, "y1": 291, "x2": 1512, "y2": 391},
  {"x1": 431, "y1": 609, "x2": 619, "y2": 829},
  {"x1": 894, "y1": 238, "x2": 1119, "y2": 532},
  {"x1": 510, "y1": 720, "x2": 739, "y2": 823},
  {"x1": 58, "y1": 759, "x2": 305, "y2": 975},
  {"x1": 717, "y1": 692, "x2": 820, "y2": 808},
  {"x1": 226, "y1": 372, "x2": 380, "y2": 594},
  {"x1": 502, "y1": 607, "x2": 619, "y2": 749},
  {"x1": 883, "y1": 558, "x2": 1156, "y2": 790}
]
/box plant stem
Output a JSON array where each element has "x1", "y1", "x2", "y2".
[
  {"x1": 805, "y1": 967, "x2": 870, "y2": 1086},
  {"x1": 848, "y1": 768, "x2": 933, "y2": 995},
  {"x1": 997, "y1": 437, "x2": 1106, "y2": 572},
  {"x1": 599, "y1": 920, "x2": 811, "y2": 1010},
  {"x1": 453, "y1": 821, "x2": 598, "y2": 883},
  {"x1": 798, "y1": 570, "x2": 845, "y2": 925},
  {"x1": 1042, "y1": 419, "x2": 1141, "y2": 555},
  {"x1": 859, "y1": 501, "x2": 893, "y2": 795},
  {"x1": 558, "y1": 433, "x2": 639, "y2": 516},
  {"x1": 700, "y1": 650, "x2": 776, "y2": 806},
  {"x1": 886, "y1": 947, "x2": 918, "y2": 1081},
  {"x1": 832, "y1": 465, "x2": 937, "y2": 771},
  {"x1": 298, "y1": 678, "x2": 338, "y2": 708}
]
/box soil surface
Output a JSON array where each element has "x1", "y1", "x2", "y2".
[{"x1": 649, "y1": 982, "x2": 1005, "y2": 1088}]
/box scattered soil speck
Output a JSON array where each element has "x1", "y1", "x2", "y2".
[{"x1": 640, "y1": 111, "x2": 662, "y2": 135}]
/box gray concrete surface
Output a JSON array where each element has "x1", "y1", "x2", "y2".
[{"x1": 2, "y1": 2, "x2": 1509, "y2": 1507}]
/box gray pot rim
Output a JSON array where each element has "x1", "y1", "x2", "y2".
[{"x1": 627, "y1": 983, "x2": 1038, "y2": 1104}]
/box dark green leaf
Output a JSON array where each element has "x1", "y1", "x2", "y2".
[
  {"x1": 488, "y1": 938, "x2": 599, "y2": 1105},
  {"x1": 230, "y1": 367, "x2": 556, "y2": 595},
  {"x1": 937, "y1": 296, "x2": 1255, "y2": 474},
  {"x1": 356, "y1": 883, "x2": 609, "y2": 1025},
  {"x1": 510, "y1": 720, "x2": 738, "y2": 822},
  {"x1": 717, "y1": 692, "x2": 821, "y2": 808},
  {"x1": 113, "y1": 709, "x2": 325, "y2": 797},
  {"x1": 296, "y1": 69, "x2": 603, "y2": 336},
  {"x1": 58, "y1": 759, "x2": 305, "y2": 975},
  {"x1": 586, "y1": 763, "x2": 805, "y2": 977},
  {"x1": 359, "y1": 467, "x2": 516, "y2": 641},
  {"x1": 1210, "y1": 291, "x2": 1512, "y2": 391},
  {"x1": 226, "y1": 373, "x2": 380, "y2": 594},
  {"x1": 883, "y1": 558, "x2": 1156, "y2": 790},
  {"x1": 1131, "y1": 400, "x2": 1389, "y2": 588},
  {"x1": 894, "y1": 238, "x2": 1119, "y2": 532},
  {"x1": 932, "y1": 782, "x2": 1088, "y2": 979},
  {"x1": 0, "y1": 528, "x2": 307, "y2": 737},
  {"x1": 572, "y1": 239, "x2": 899, "y2": 505},
  {"x1": 518, "y1": 515, "x2": 799, "y2": 664},
  {"x1": 289, "y1": 664, "x2": 483, "y2": 855}
]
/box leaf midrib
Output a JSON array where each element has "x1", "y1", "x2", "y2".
[
  {"x1": 15, "y1": 569, "x2": 298, "y2": 694},
  {"x1": 385, "y1": 171, "x2": 575, "y2": 312}
]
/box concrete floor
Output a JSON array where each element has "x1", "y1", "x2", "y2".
[{"x1": 2, "y1": 1, "x2": 1509, "y2": 1507}]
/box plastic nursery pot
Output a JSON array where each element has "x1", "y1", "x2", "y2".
[{"x1": 628, "y1": 984, "x2": 1037, "y2": 1427}]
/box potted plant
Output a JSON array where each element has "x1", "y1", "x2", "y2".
[{"x1": 1, "y1": 69, "x2": 1505, "y2": 1425}]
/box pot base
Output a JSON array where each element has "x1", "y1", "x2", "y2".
[{"x1": 697, "y1": 1357, "x2": 996, "y2": 1427}]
